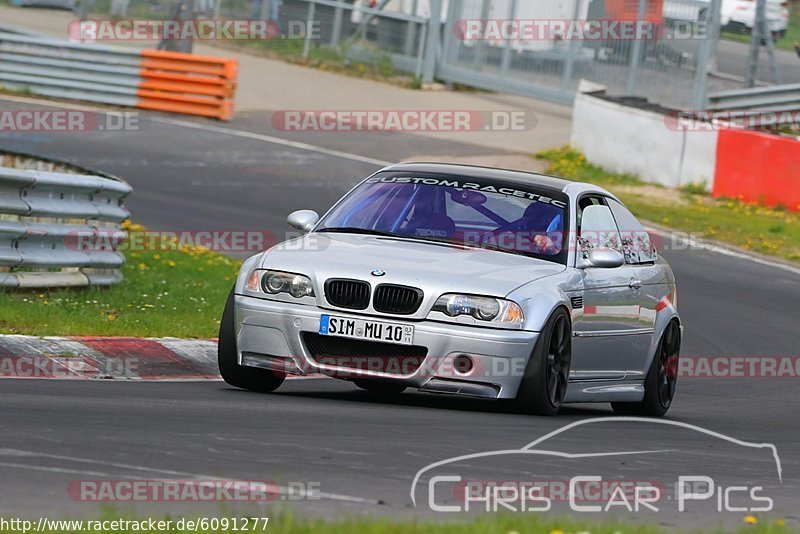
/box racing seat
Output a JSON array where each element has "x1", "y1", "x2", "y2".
[{"x1": 520, "y1": 203, "x2": 562, "y2": 233}]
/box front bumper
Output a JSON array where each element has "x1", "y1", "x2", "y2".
[{"x1": 234, "y1": 294, "x2": 539, "y2": 399}]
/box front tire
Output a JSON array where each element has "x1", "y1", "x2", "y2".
[
  {"x1": 218, "y1": 288, "x2": 285, "y2": 393},
  {"x1": 513, "y1": 308, "x2": 572, "y2": 416},
  {"x1": 612, "y1": 320, "x2": 680, "y2": 417}
]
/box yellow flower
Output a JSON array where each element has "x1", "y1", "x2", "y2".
[
  {"x1": 168, "y1": 260, "x2": 176, "y2": 267},
  {"x1": 776, "y1": 519, "x2": 786, "y2": 526},
  {"x1": 138, "y1": 263, "x2": 147, "y2": 270},
  {"x1": 107, "y1": 314, "x2": 116, "y2": 321},
  {"x1": 744, "y1": 514, "x2": 757, "y2": 525}
]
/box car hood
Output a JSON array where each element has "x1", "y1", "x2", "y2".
[{"x1": 259, "y1": 233, "x2": 565, "y2": 306}]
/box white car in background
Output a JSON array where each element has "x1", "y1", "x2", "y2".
[{"x1": 664, "y1": 0, "x2": 789, "y2": 38}]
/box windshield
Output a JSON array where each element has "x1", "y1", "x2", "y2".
[{"x1": 317, "y1": 173, "x2": 569, "y2": 264}]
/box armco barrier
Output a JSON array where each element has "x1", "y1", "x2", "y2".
[
  {"x1": 708, "y1": 84, "x2": 800, "y2": 117},
  {"x1": 0, "y1": 155, "x2": 133, "y2": 288},
  {"x1": 714, "y1": 130, "x2": 800, "y2": 211},
  {"x1": 0, "y1": 32, "x2": 237, "y2": 120}
]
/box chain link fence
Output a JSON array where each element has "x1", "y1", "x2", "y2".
[
  {"x1": 436, "y1": 0, "x2": 722, "y2": 108},
  {"x1": 84, "y1": 0, "x2": 795, "y2": 110}
]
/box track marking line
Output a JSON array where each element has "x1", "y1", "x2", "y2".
[
  {"x1": 149, "y1": 116, "x2": 392, "y2": 167},
  {"x1": 0, "y1": 462, "x2": 113, "y2": 477},
  {"x1": 0, "y1": 94, "x2": 391, "y2": 167},
  {"x1": 0, "y1": 449, "x2": 381, "y2": 505},
  {"x1": 646, "y1": 226, "x2": 800, "y2": 276}
]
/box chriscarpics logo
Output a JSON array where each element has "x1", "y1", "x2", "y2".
[{"x1": 411, "y1": 418, "x2": 782, "y2": 517}]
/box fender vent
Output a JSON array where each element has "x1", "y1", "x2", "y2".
[{"x1": 571, "y1": 296, "x2": 584, "y2": 309}]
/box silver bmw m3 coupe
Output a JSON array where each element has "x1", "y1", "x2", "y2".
[{"x1": 218, "y1": 163, "x2": 681, "y2": 416}]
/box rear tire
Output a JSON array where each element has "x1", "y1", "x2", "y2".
[
  {"x1": 612, "y1": 320, "x2": 680, "y2": 417},
  {"x1": 353, "y1": 379, "x2": 407, "y2": 395},
  {"x1": 218, "y1": 288, "x2": 285, "y2": 393},
  {"x1": 513, "y1": 308, "x2": 572, "y2": 416}
]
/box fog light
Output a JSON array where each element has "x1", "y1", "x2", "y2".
[{"x1": 453, "y1": 354, "x2": 474, "y2": 375}]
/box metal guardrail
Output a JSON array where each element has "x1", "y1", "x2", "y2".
[
  {"x1": 0, "y1": 32, "x2": 238, "y2": 120},
  {"x1": 0, "y1": 32, "x2": 144, "y2": 108},
  {"x1": 0, "y1": 24, "x2": 43, "y2": 36},
  {"x1": 0, "y1": 157, "x2": 132, "y2": 289},
  {"x1": 708, "y1": 83, "x2": 800, "y2": 116}
]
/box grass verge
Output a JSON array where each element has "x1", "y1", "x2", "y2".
[
  {"x1": 535, "y1": 147, "x2": 800, "y2": 263},
  {"x1": 0, "y1": 223, "x2": 240, "y2": 338},
  {"x1": 214, "y1": 37, "x2": 422, "y2": 88}
]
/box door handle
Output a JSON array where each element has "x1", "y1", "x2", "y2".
[{"x1": 629, "y1": 279, "x2": 643, "y2": 289}]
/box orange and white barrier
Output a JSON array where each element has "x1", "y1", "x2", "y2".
[
  {"x1": 0, "y1": 32, "x2": 238, "y2": 121},
  {"x1": 713, "y1": 129, "x2": 800, "y2": 212},
  {"x1": 572, "y1": 88, "x2": 800, "y2": 212},
  {"x1": 136, "y1": 49, "x2": 237, "y2": 120}
]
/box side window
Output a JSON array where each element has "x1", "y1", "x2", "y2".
[
  {"x1": 608, "y1": 199, "x2": 657, "y2": 264},
  {"x1": 578, "y1": 196, "x2": 622, "y2": 258},
  {"x1": 577, "y1": 195, "x2": 603, "y2": 230}
]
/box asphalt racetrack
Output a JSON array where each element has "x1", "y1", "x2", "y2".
[{"x1": 1, "y1": 96, "x2": 798, "y2": 528}]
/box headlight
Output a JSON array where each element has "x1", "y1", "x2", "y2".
[
  {"x1": 246, "y1": 270, "x2": 315, "y2": 298},
  {"x1": 431, "y1": 294, "x2": 524, "y2": 325}
]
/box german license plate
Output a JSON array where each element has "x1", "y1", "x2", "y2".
[{"x1": 319, "y1": 315, "x2": 414, "y2": 345}]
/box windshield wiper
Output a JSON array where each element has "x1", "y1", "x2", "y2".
[{"x1": 317, "y1": 227, "x2": 404, "y2": 238}]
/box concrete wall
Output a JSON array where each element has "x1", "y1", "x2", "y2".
[{"x1": 571, "y1": 91, "x2": 718, "y2": 191}]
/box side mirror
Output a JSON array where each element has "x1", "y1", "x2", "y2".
[
  {"x1": 585, "y1": 248, "x2": 625, "y2": 269},
  {"x1": 287, "y1": 210, "x2": 319, "y2": 233}
]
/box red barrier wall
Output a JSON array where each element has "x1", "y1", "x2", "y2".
[{"x1": 714, "y1": 129, "x2": 800, "y2": 211}]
